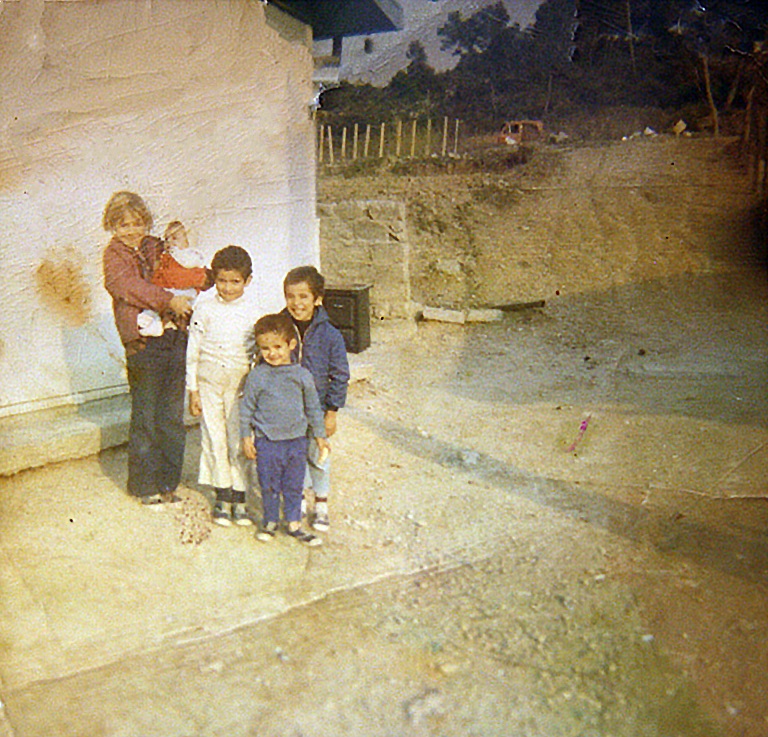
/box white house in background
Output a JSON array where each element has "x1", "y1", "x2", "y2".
[{"x1": 0, "y1": 0, "x2": 402, "y2": 419}]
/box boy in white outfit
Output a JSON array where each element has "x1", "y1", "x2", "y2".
[{"x1": 186, "y1": 245, "x2": 262, "y2": 526}]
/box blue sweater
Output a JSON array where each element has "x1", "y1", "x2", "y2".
[
  {"x1": 282, "y1": 305, "x2": 350, "y2": 412},
  {"x1": 239, "y1": 362, "x2": 326, "y2": 442}
]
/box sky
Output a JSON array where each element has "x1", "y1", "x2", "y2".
[{"x1": 325, "y1": 0, "x2": 545, "y2": 86}]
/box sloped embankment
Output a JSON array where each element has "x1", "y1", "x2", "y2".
[{"x1": 318, "y1": 136, "x2": 763, "y2": 310}]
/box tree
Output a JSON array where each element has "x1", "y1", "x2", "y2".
[
  {"x1": 660, "y1": 0, "x2": 767, "y2": 135},
  {"x1": 437, "y1": 1, "x2": 511, "y2": 57},
  {"x1": 526, "y1": 0, "x2": 578, "y2": 113},
  {"x1": 387, "y1": 41, "x2": 442, "y2": 116},
  {"x1": 320, "y1": 0, "x2": 768, "y2": 138},
  {"x1": 406, "y1": 39, "x2": 428, "y2": 69},
  {"x1": 569, "y1": 0, "x2": 768, "y2": 127}
]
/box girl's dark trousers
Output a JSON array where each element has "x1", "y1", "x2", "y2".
[{"x1": 125, "y1": 330, "x2": 187, "y2": 498}]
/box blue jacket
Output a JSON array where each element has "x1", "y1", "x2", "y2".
[{"x1": 282, "y1": 305, "x2": 350, "y2": 412}]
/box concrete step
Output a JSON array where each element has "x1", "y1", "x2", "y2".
[{"x1": 0, "y1": 394, "x2": 132, "y2": 477}]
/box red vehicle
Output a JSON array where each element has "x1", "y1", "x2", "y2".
[{"x1": 497, "y1": 119, "x2": 545, "y2": 146}]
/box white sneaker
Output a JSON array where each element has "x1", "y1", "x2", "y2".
[
  {"x1": 232, "y1": 503, "x2": 253, "y2": 526},
  {"x1": 212, "y1": 502, "x2": 232, "y2": 527},
  {"x1": 255, "y1": 521, "x2": 278, "y2": 542},
  {"x1": 312, "y1": 511, "x2": 330, "y2": 532}
]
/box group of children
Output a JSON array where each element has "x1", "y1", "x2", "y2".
[{"x1": 103, "y1": 191, "x2": 350, "y2": 548}]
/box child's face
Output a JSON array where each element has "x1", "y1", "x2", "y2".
[
  {"x1": 214, "y1": 269, "x2": 251, "y2": 302},
  {"x1": 165, "y1": 225, "x2": 189, "y2": 250},
  {"x1": 256, "y1": 331, "x2": 297, "y2": 367},
  {"x1": 285, "y1": 280, "x2": 322, "y2": 322},
  {"x1": 113, "y1": 209, "x2": 148, "y2": 250}
]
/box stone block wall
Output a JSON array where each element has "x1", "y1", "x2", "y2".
[{"x1": 318, "y1": 200, "x2": 411, "y2": 318}]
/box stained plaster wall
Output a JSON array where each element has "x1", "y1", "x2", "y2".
[{"x1": 0, "y1": 0, "x2": 318, "y2": 417}]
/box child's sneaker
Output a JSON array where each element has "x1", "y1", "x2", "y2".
[
  {"x1": 212, "y1": 501, "x2": 232, "y2": 527},
  {"x1": 161, "y1": 487, "x2": 182, "y2": 504},
  {"x1": 232, "y1": 503, "x2": 253, "y2": 526},
  {"x1": 286, "y1": 527, "x2": 322, "y2": 547},
  {"x1": 255, "y1": 521, "x2": 278, "y2": 542},
  {"x1": 311, "y1": 511, "x2": 330, "y2": 532}
]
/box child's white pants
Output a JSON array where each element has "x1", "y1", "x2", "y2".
[{"x1": 197, "y1": 363, "x2": 248, "y2": 492}]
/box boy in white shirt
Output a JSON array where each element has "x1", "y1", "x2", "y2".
[{"x1": 186, "y1": 245, "x2": 262, "y2": 526}]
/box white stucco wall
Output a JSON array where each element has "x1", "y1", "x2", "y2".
[{"x1": 0, "y1": 0, "x2": 318, "y2": 417}]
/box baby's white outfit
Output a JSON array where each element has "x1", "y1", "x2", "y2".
[{"x1": 137, "y1": 246, "x2": 207, "y2": 337}]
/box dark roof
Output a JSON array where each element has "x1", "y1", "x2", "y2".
[{"x1": 271, "y1": 0, "x2": 403, "y2": 40}]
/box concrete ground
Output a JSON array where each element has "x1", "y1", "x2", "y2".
[{"x1": 1, "y1": 267, "x2": 767, "y2": 736}]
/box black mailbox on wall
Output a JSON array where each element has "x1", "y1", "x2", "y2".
[{"x1": 324, "y1": 284, "x2": 372, "y2": 353}]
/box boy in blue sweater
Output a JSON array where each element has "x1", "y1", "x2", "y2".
[
  {"x1": 281, "y1": 266, "x2": 350, "y2": 532},
  {"x1": 240, "y1": 312, "x2": 329, "y2": 546}
]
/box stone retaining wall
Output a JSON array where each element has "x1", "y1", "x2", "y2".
[{"x1": 318, "y1": 200, "x2": 411, "y2": 318}]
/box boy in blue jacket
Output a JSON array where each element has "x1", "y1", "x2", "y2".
[{"x1": 282, "y1": 266, "x2": 350, "y2": 532}]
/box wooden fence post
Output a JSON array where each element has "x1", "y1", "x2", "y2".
[
  {"x1": 441, "y1": 116, "x2": 448, "y2": 157},
  {"x1": 324, "y1": 117, "x2": 461, "y2": 164},
  {"x1": 379, "y1": 122, "x2": 386, "y2": 158},
  {"x1": 453, "y1": 119, "x2": 460, "y2": 155}
]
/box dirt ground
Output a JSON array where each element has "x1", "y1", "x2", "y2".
[
  {"x1": 317, "y1": 135, "x2": 768, "y2": 737},
  {"x1": 2, "y1": 135, "x2": 768, "y2": 737}
]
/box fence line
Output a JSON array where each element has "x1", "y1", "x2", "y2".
[{"x1": 318, "y1": 117, "x2": 461, "y2": 164}]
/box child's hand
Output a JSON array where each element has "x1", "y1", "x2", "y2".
[
  {"x1": 188, "y1": 390, "x2": 202, "y2": 417},
  {"x1": 324, "y1": 410, "x2": 338, "y2": 438},
  {"x1": 315, "y1": 437, "x2": 330, "y2": 465},
  {"x1": 169, "y1": 294, "x2": 192, "y2": 318},
  {"x1": 242, "y1": 437, "x2": 257, "y2": 461}
]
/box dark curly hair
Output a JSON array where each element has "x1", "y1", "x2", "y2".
[
  {"x1": 211, "y1": 245, "x2": 252, "y2": 280},
  {"x1": 254, "y1": 312, "x2": 296, "y2": 343}
]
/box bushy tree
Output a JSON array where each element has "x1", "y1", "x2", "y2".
[
  {"x1": 388, "y1": 41, "x2": 443, "y2": 116},
  {"x1": 437, "y1": 1, "x2": 511, "y2": 57},
  {"x1": 319, "y1": 0, "x2": 768, "y2": 137}
]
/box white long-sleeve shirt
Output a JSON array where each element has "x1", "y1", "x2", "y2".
[{"x1": 185, "y1": 292, "x2": 262, "y2": 392}]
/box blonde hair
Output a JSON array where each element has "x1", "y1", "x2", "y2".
[{"x1": 102, "y1": 191, "x2": 153, "y2": 232}]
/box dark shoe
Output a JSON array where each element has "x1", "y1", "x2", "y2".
[
  {"x1": 232, "y1": 503, "x2": 253, "y2": 526},
  {"x1": 212, "y1": 501, "x2": 232, "y2": 527},
  {"x1": 255, "y1": 521, "x2": 278, "y2": 542},
  {"x1": 286, "y1": 527, "x2": 322, "y2": 547}
]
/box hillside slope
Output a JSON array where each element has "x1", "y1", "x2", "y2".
[{"x1": 319, "y1": 136, "x2": 764, "y2": 310}]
